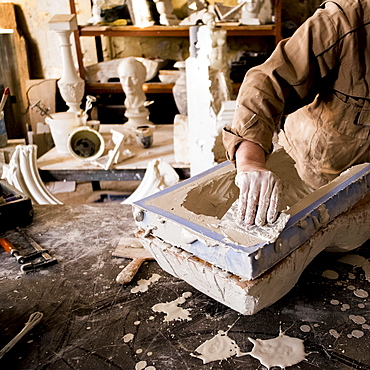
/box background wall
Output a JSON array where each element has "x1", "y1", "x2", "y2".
[{"x1": 0, "y1": 0, "x2": 321, "y2": 81}]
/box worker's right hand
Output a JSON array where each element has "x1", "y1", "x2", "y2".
[{"x1": 235, "y1": 170, "x2": 282, "y2": 227}]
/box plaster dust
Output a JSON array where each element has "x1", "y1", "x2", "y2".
[
  {"x1": 152, "y1": 292, "x2": 192, "y2": 322},
  {"x1": 131, "y1": 273, "x2": 161, "y2": 293}
]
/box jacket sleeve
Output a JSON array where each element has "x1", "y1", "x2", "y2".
[{"x1": 223, "y1": 1, "x2": 342, "y2": 163}]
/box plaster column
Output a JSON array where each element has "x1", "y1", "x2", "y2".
[
  {"x1": 186, "y1": 13, "x2": 231, "y2": 176},
  {"x1": 49, "y1": 14, "x2": 84, "y2": 114}
]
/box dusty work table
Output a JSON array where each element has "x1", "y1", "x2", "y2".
[
  {"x1": 37, "y1": 124, "x2": 190, "y2": 185},
  {"x1": 0, "y1": 204, "x2": 369, "y2": 369}
]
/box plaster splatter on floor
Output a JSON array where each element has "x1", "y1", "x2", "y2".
[
  {"x1": 122, "y1": 333, "x2": 134, "y2": 343},
  {"x1": 248, "y1": 332, "x2": 308, "y2": 369},
  {"x1": 338, "y1": 254, "x2": 370, "y2": 282},
  {"x1": 354, "y1": 289, "x2": 368, "y2": 298},
  {"x1": 300, "y1": 325, "x2": 311, "y2": 333},
  {"x1": 191, "y1": 330, "x2": 247, "y2": 364},
  {"x1": 192, "y1": 329, "x2": 307, "y2": 368},
  {"x1": 131, "y1": 274, "x2": 161, "y2": 294},
  {"x1": 134, "y1": 320, "x2": 141, "y2": 325},
  {"x1": 348, "y1": 330, "x2": 364, "y2": 339},
  {"x1": 330, "y1": 299, "x2": 340, "y2": 306},
  {"x1": 358, "y1": 303, "x2": 365, "y2": 309},
  {"x1": 152, "y1": 292, "x2": 192, "y2": 322},
  {"x1": 349, "y1": 315, "x2": 366, "y2": 325},
  {"x1": 347, "y1": 285, "x2": 356, "y2": 291},
  {"x1": 329, "y1": 329, "x2": 340, "y2": 339},
  {"x1": 135, "y1": 360, "x2": 156, "y2": 370},
  {"x1": 322, "y1": 270, "x2": 339, "y2": 280},
  {"x1": 341, "y1": 304, "x2": 350, "y2": 312}
]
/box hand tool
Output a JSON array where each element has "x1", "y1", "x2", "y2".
[
  {"x1": 112, "y1": 237, "x2": 154, "y2": 284},
  {"x1": 15, "y1": 227, "x2": 58, "y2": 272},
  {"x1": 0, "y1": 237, "x2": 24, "y2": 263},
  {"x1": 0, "y1": 311, "x2": 43, "y2": 359},
  {"x1": 0, "y1": 237, "x2": 50, "y2": 264}
]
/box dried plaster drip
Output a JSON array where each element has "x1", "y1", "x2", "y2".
[
  {"x1": 329, "y1": 329, "x2": 340, "y2": 339},
  {"x1": 338, "y1": 254, "x2": 370, "y2": 283},
  {"x1": 348, "y1": 330, "x2": 364, "y2": 339},
  {"x1": 135, "y1": 360, "x2": 156, "y2": 370},
  {"x1": 247, "y1": 332, "x2": 308, "y2": 369},
  {"x1": 354, "y1": 289, "x2": 369, "y2": 298},
  {"x1": 190, "y1": 330, "x2": 248, "y2": 364},
  {"x1": 152, "y1": 292, "x2": 192, "y2": 322},
  {"x1": 322, "y1": 270, "x2": 339, "y2": 280},
  {"x1": 349, "y1": 315, "x2": 366, "y2": 325},
  {"x1": 192, "y1": 329, "x2": 308, "y2": 368},
  {"x1": 122, "y1": 333, "x2": 134, "y2": 343},
  {"x1": 131, "y1": 274, "x2": 161, "y2": 293}
]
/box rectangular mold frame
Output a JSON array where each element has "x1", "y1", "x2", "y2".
[{"x1": 133, "y1": 162, "x2": 370, "y2": 280}]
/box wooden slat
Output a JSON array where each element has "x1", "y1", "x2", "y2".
[
  {"x1": 0, "y1": 3, "x2": 30, "y2": 139},
  {"x1": 79, "y1": 24, "x2": 276, "y2": 38},
  {"x1": 85, "y1": 82, "x2": 242, "y2": 95}
]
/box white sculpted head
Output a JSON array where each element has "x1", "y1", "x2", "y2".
[{"x1": 118, "y1": 57, "x2": 147, "y2": 110}]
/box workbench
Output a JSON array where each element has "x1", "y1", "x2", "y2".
[
  {"x1": 0, "y1": 204, "x2": 369, "y2": 369},
  {"x1": 37, "y1": 124, "x2": 190, "y2": 187}
]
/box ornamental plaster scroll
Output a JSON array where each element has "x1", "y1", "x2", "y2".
[
  {"x1": 122, "y1": 158, "x2": 179, "y2": 205},
  {"x1": 2, "y1": 145, "x2": 62, "y2": 205}
]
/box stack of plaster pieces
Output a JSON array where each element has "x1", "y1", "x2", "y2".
[
  {"x1": 1, "y1": 145, "x2": 62, "y2": 205},
  {"x1": 132, "y1": 148, "x2": 370, "y2": 315}
]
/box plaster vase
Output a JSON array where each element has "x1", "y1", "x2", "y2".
[
  {"x1": 46, "y1": 112, "x2": 84, "y2": 154},
  {"x1": 57, "y1": 80, "x2": 85, "y2": 113},
  {"x1": 172, "y1": 61, "x2": 187, "y2": 115}
]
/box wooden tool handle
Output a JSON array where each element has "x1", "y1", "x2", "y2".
[{"x1": 116, "y1": 258, "x2": 144, "y2": 284}]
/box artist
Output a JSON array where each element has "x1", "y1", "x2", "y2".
[{"x1": 223, "y1": 0, "x2": 370, "y2": 227}]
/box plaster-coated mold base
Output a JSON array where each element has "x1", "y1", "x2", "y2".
[
  {"x1": 138, "y1": 201, "x2": 370, "y2": 315},
  {"x1": 133, "y1": 150, "x2": 370, "y2": 281}
]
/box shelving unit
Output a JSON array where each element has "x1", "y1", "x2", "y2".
[{"x1": 69, "y1": 0, "x2": 282, "y2": 95}]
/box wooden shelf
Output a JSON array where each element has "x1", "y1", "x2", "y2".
[
  {"x1": 85, "y1": 82, "x2": 242, "y2": 95},
  {"x1": 79, "y1": 24, "x2": 278, "y2": 38}
]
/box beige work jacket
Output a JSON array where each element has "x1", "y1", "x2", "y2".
[{"x1": 223, "y1": 0, "x2": 370, "y2": 188}]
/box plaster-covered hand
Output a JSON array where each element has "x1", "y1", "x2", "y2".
[{"x1": 235, "y1": 170, "x2": 282, "y2": 226}]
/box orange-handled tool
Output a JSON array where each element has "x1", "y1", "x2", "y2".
[{"x1": 0, "y1": 238, "x2": 23, "y2": 263}]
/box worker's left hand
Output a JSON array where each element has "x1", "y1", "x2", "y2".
[{"x1": 235, "y1": 170, "x2": 282, "y2": 227}]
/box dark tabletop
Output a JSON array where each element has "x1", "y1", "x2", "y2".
[{"x1": 0, "y1": 204, "x2": 369, "y2": 370}]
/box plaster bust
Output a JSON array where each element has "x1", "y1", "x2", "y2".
[
  {"x1": 238, "y1": 0, "x2": 264, "y2": 25},
  {"x1": 118, "y1": 57, "x2": 147, "y2": 112}
]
